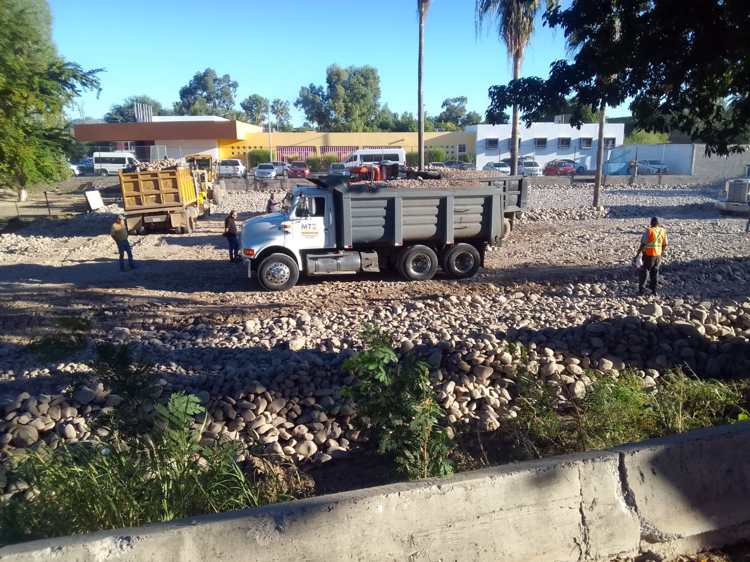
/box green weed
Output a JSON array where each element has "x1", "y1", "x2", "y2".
[{"x1": 343, "y1": 330, "x2": 454, "y2": 480}]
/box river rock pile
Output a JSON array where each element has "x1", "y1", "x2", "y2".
[{"x1": 2, "y1": 287, "x2": 749, "y2": 471}]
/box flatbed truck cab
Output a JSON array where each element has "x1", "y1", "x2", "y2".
[{"x1": 241, "y1": 181, "x2": 509, "y2": 291}]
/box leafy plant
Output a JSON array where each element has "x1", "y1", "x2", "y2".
[
  {"x1": 343, "y1": 330, "x2": 454, "y2": 480},
  {"x1": 26, "y1": 316, "x2": 91, "y2": 361},
  {"x1": 0, "y1": 392, "x2": 304, "y2": 545},
  {"x1": 247, "y1": 149, "x2": 271, "y2": 167},
  {"x1": 92, "y1": 344, "x2": 160, "y2": 436}
]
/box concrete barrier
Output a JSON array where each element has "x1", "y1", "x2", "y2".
[{"x1": 2, "y1": 424, "x2": 749, "y2": 562}]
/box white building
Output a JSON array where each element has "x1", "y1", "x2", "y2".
[{"x1": 468, "y1": 122, "x2": 625, "y2": 171}]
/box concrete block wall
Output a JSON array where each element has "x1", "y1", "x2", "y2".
[{"x1": 2, "y1": 424, "x2": 749, "y2": 562}]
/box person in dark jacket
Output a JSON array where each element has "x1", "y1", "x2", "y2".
[{"x1": 224, "y1": 210, "x2": 240, "y2": 263}]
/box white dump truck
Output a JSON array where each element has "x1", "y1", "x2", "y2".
[{"x1": 240, "y1": 177, "x2": 526, "y2": 291}]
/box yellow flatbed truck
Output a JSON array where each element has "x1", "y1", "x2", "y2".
[{"x1": 119, "y1": 167, "x2": 201, "y2": 234}]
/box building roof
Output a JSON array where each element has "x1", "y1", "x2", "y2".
[
  {"x1": 73, "y1": 119, "x2": 262, "y2": 142},
  {"x1": 152, "y1": 115, "x2": 229, "y2": 122}
]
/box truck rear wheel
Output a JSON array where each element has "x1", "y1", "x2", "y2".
[
  {"x1": 257, "y1": 253, "x2": 299, "y2": 291},
  {"x1": 399, "y1": 245, "x2": 438, "y2": 281},
  {"x1": 442, "y1": 243, "x2": 481, "y2": 279}
]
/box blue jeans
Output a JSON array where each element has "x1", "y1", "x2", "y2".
[
  {"x1": 227, "y1": 234, "x2": 240, "y2": 261},
  {"x1": 116, "y1": 240, "x2": 134, "y2": 270}
]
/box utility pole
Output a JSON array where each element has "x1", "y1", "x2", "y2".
[{"x1": 267, "y1": 104, "x2": 273, "y2": 161}]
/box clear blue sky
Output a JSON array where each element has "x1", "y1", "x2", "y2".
[{"x1": 50, "y1": 0, "x2": 628, "y2": 124}]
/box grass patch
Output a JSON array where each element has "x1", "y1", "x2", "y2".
[
  {"x1": 502, "y1": 368, "x2": 749, "y2": 462},
  {"x1": 0, "y1": 393, "x2": 307, "y2": 545}
]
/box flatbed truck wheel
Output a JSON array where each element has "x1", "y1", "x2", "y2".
[
  {"x1": 257, "y1": 253, "x2": 299, "y2": 291},
  {"x1": 442, "y1": 243, "x2": 481, "y2": 279},
  {"x1": 398, "y1": 245, "x2": 438, "y2": 281}
]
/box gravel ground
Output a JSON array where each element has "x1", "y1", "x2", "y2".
[{"x1": 0, "y1": 181, "x2": 749, "y2": 467}]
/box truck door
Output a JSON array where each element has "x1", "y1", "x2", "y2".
[{"x1": 289, "y1": 194, "x2": 330, "y2": 250}]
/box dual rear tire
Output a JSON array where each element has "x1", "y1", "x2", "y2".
[{"x1": 395, "y1": 243, "x2": 481, "y2": 281}]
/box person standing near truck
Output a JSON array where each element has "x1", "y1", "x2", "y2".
[
  {"x1": 110, "y1": 215, "x2": 136, "y2": 272},
  {"x1": 266, "y1": 192, "x2": 281, "y2": 214},
  {"x1": 634, "y1": 216, "x2": 668, "y2": 295},
  {"x1": 224, "y1": 209, "x2": 240, "y2": 263}
]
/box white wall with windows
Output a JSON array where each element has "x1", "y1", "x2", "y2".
[{"x1": 468, "y1": 122, "x2": 625, "y2": 171}]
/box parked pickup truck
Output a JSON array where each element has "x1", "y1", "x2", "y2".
[{"x1": 241, "y1": 178, "x2": 522, "y2": 291}]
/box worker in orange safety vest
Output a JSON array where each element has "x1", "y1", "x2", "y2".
[{"x1": 635, "y1": 216, "x2": 668, "y2": 295}]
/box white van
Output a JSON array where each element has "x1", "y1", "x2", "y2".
[
  {"x1": 92, "y1": 152, "x2": 138, "y2": 176},
  {"x1": 344, "y1": 148, "x2": 406, "y2": 169}
]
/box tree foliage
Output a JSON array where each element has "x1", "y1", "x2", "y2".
[
  {"x1": 174, "y1": 68, "x2": 238, "y2": 117},
  {"x1": 240, "y1": 94, "x2": 269, "y2": 126},
  {"x1": 295, "y1": 65, "x2": 382, "y2": 131},
  {"x1": 625, "y1": 129, "x2": 669, "y2": 145},
  {"x1": 436, "y1": 97, "x2": 484, "y2": 129},
  {"x1": 0, "y1": 0, "x2": 99, "y2": 189},
  {"x1": 270, "y1": 98, "x2": 291, "y2": 130},
  {"x1": 104, "y1": 95, "x2": 169, "y2": 123},
  {"x1": 486, "y1": 0, "x2": 750, "y2": 155}
]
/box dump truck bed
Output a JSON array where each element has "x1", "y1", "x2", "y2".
[
  {"x1": 332, "y1": 184, "x2": 505, "y2": 248},
  {"x1": 119, "y1": 167, "x2": 197, "y2": 212}
]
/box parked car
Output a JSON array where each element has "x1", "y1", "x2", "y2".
[
  {"x1": 93, "y1": 151, "x2": 138, "y2": 176},
  {"x1": 74, "y1": 157, "x2": 94, "y2": 176},
  {"x1": 482, "y1": 162, "x2": 511, "y2": 175},
  {"x1": 519, "y1": 160, "x2": 542, "y2": 177},
  {"x1": 68, "y1": 162, "x2": 80, "y2": 176},
  {"x1": 288, "y1": 161, "x2": 310, "y2": 178},
  {"x1": 328, "y1": 162, "x2": 350, "y2": 177},
  {"x1": 344, "y1": 148, "x2": 406, "y2": 169},
  {"x1": 218, "y1": 159, "x2": 246, "y2": 178},
  {"x1": 428, "y1": 162, "x2": 446, "y2": 168},
  {"x1": 543, "y1": 159, "x2": 577, "y2": 176},
  {"x1": 271, "y1": 161, "x2": 289, "y2": 176},
  {"x1": 636, "y1": 160, "x2": 669, "y2": 175},
  {"x1": 254, "y1": 163, "x2": 277, "y2": 179},
  {"x1": 444, "y1": 160, "x2": 471, "y2": 170}
]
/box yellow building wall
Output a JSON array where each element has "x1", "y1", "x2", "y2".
[{"x1": 218, "y1": 130, "x2": 476, "y2": 160}]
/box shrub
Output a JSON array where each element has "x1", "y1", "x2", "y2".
[
  {"x1": 343, "y1": 331, "x2": 454, "y2": 480},
  {"x1": 27, "y1": 316, "x2": 91, "y2": 362},
  {"x1": 426, "y1": 148, "x2": 446, "y2": 163},
  {"x1": 0, "y1": 393, "x2": 304, "y2": 545},
  {"x1": 506, "y1": 368, "x2": 748, "y2": 461},
  {"x1": 247, "y1": 149, "x2": 271, "y2": 167},
  {"x1": 406, "y1": 151, "x2": 419, "y2": 167},
  {"x1": 307, "y1": 154, "x2": 338, "y2": 172}
]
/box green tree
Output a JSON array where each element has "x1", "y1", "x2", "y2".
[
  {"x1": 486, "y1": 0, "x2": 750, "y2": 156},
  {"x1": 395, "y1": 111, "x2": 418, "y2": 132},
  {"x1": 104, "y1": 95, "x2": 168, "y2": 123},
  {"x1": 625, "y1": 129, "x2": 669, "y2": 145},
  {"x1": 462, "y1": 110, "x2": 483, "y2": 127},
  {"x1": 240, "y1": 94, "x2": 269, "y2": 126},
  {"x1": 270, "y1": 98, "x2": 291, "y2": 130},
  {"x1": 437, "y1": 96, "x2": 468, "y2": 127},
  {"x1": 0, "y1": 0, "x2": 99, "y2": 191},
  {"x1": 174, "y1": 68, "x2": 238, "y2": 117},
  {"x1": 295, "y1": 65, "x2": 382, "y2": 131},
  {"x1": 476, "y1": 0, "x2": 549, "y2": 175}
]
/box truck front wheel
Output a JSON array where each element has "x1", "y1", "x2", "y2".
[
  {"x1": 442, "y1": 243, "x2": 481, "y2": 279},
  {"x1": 257, "y1": 253, "x2": 299, "y2": 291},
  {"x1": 399, "y1": 245, "x2": 438, "y2": 281}
]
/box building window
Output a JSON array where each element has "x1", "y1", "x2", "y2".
[
  {"x1": 534, "y1": 138, "x2": 547, "y2": 149},
  {"x1": 458, "y1": 144, "x2": 467, "y2": 153},
  {"x1": 558, "y1": 137, "x2": 571, "y2": 149},
  {"x1": 486, "y1": 138, "x2": 499, "y2": 150},
  {"x1": 580, "y1": 138, "x2": 593, "y2": 149},
  {"x1": 604, "y1": 137, "x2": 616, "y2": 149}
]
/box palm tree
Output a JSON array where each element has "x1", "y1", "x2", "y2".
[
  {"x1": 476, "y1": 0, "x2": 545, "y2": 176},
  {"x1": 418, "y1": 0, "x2": 431, "y2": 170}
]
